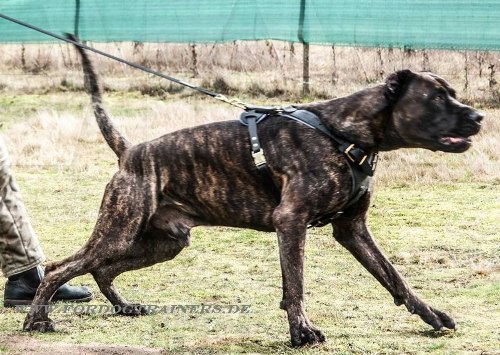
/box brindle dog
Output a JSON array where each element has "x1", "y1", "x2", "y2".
[{"x1": 23, "y1": 38, "x2": 483, "y2": 347}]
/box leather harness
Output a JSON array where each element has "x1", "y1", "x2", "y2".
[{"x1": 239, "y1": 106, "x2": 378, "y2": 228}]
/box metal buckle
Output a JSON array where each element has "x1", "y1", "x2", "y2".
[
  {"x1": 252, "y1": 150, "x2": 267, "y2": 167},
  {"x1": 344, "y1": 144, "x2": 356, "y2": 162},
  {"x1": 371, "y1": 153, "x2": 378, "y2": 171},
  {"x1": 344, "y1": 144, "x2": 369, "y2": 165},
  {"x1": 307, "y1": 211, "x2": 344, "y2": 228}
]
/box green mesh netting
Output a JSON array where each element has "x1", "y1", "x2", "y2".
[{"x1": 0, "y1": 0, "x2": 499, "y2": 50}]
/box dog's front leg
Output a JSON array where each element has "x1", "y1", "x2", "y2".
[
  {"x1": 273, "y1": 206, "x2": 325, "y2": 347},
  {"x1": 332, "y1": 217, "x2": 455, "y2": 331}
]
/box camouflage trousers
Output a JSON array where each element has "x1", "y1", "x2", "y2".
[{"x1": 0, "y1": 135, "x2": 45, "y2": 277}]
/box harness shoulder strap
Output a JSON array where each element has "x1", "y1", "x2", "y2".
[
  {"x1": 281, "y1": 109, "x2": 378, "y2": 177},
  {"x1": 240, "y1": 110, "x2": 280, "y2": 202}
]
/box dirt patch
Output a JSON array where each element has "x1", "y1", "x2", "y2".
[{"x1": 0, "y1": 335, "x2": 166, "y2": 355}]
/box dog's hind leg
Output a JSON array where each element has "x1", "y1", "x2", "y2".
[
  {"x1": 91, "y1": 234, "x2": 185, "y2": 316},
  {"x1": 92, "y1": 263, "x2": 151, "y2": 317},
  {"x1": 23, "y1": 172, "x2": 154, "y2": 331},
  {"x1": 332, "y1": 200, "x2": 456, "y2": 331},
  {"x1": 21, "y1": 249, "x2": 95, "y2": 332}
]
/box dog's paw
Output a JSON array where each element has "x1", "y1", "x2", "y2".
[
  {"x1": 290, "y1": 322, "x2": 326, "y2": 347},
  {"x1": 409, "y1": 302, "x2": 455, "y2": 330},
  {"x1": 23, "y1": 317, "x2": 55, "y2": 332},
  {"x1": 116, "y1": 303, "x2": 150, "y2": 317},
  {"x1": 428, "y1": 307, "x2": 456, "y2": 330}
]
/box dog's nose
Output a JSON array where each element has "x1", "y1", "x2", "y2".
[{"x1": 470, "y1": 111, "x2": 484, "y2": 123}]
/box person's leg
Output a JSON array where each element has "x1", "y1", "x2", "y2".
[
  {"x1": 0, "y1": 135, "x2": 93, "y2": 307},
  {"x1": 0, "y1": 135, "x2": 45, "y2": 277}
]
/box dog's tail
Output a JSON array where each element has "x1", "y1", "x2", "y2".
[{"x1": 67, "y1": 34, "x2": 131, "y2": 158}]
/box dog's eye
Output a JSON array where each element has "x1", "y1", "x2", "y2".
[{"x1": 434, "y1": 93, "x2": 446, "y2": 103}]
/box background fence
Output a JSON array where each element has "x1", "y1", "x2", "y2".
[
  {"x1": 1, "y1": 1, "x2": 500, "y2": 50},
  {"x1": 0, "y1": 1, "x2": 499, "y2": 103}
]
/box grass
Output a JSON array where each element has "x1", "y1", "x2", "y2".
[
  {"x1": 0, "y1": 171, "x2": 497, "y2": 353},
  {"x1": 0, "y1": 65, "x2": 499, "y2": 353},
  {"x1": 1, "y1": 42, "x2": 499, "y2": 105}
]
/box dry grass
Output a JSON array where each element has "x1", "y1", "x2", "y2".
[{"x1": 0, "y1": 42, "x2": 499, "y2": 105}]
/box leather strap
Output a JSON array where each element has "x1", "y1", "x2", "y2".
[
  {"x1": 239, "y1": 107, "x2": 378, "y2": 216},
  {"x1": 240, "y1": 111, "x2": 280, "y2": 202}
]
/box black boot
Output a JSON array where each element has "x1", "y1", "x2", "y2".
[{"x1": 4, "y1": 265, "x2": 93, "y2": 307}]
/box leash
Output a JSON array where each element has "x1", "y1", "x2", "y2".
[{"x1": 0, "y1": 13, "x2": 250, "y2": 110}]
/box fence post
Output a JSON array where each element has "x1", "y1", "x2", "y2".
[
  {"x1": 303, "y1": 43, "x2": 310, "y2": 95},
  {"x1": 298, "y1": 0, "x2": 309, "y2": 95},
  {"x1": 74, "y1": 0, "x2": 80, "y2": 37},
  {"x1": 190, "y1": 43, "x2": 198, "y2": 77}
]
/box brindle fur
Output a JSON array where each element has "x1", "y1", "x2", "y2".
[{"x1": 23, "y1": 37, "x2": 483, "y2": 347}]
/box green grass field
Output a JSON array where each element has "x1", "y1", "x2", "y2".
[{"x1": 0, "y1": 89, "x2": 498, "y2": 354}]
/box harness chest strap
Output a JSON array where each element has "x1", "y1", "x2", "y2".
[{"x1": 240, "y1": 107, "x2": 378, "y2": 226}]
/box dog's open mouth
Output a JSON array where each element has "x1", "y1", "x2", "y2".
[
  {"x1": 438, "y1": 135, "x2": 474, "y2": 152},
  {"x1": 439, "y1": 135, "x2": 472, "y2": 146}
]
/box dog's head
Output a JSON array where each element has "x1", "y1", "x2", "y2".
[{"x1": 382, "y1": 70, "x2": 483, "y2": 153}]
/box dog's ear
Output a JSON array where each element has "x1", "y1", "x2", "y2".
[{"x1": 384, "y1": 69, "x2": 414, "y2": 104}]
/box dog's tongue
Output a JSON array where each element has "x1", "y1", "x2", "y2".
[{"x1": 440, "y1": 136, "x2": 466, "y2": 145}]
